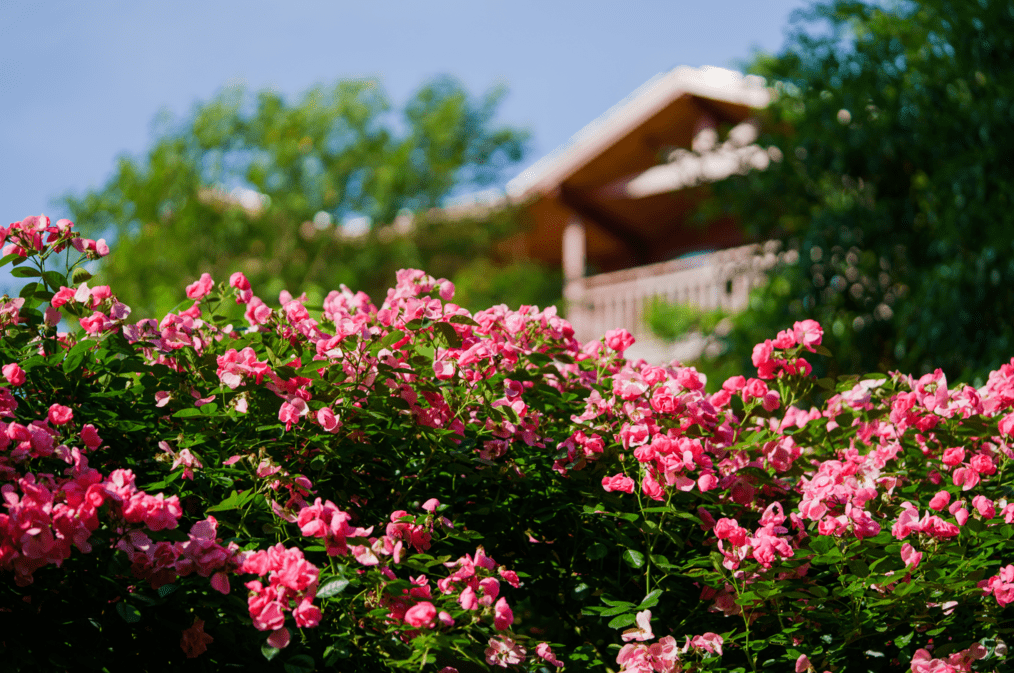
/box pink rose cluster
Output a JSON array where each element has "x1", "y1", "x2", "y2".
[
  {"x1": 909, "y1": 643, "x2": 987, "y2": 672},
  {"x1": 51, "y1": 282, "x2": 130, "y2": 335},
  {"x1": 216, "y1": 347, "x2": 273, "y2": 389},
  {"x1": 712, "y1": 502, "x2": 796, "y2": 571},
  {"x1": 0, "y1": 422, "x2": 114, "y2": 586},
  {"x1": 980, "y1": 564, "x2": 1014, "y2": 607},
  {"x1": 296, "y1": 496, "x2": 372, "y2": 556},
  {"x1": 479, "y1": 636, "x2": 565, "y2": 669},
  {"x1": 712, "y1": 374, "x2": 781, "y2": 411},
  {"x1": 1, "y1": 214, "x2": 107, "y2": 260},
  {"x1": 560, "y1": 358, "x2": 719, "y2": 499},
  {"x1": 750, "y1": 319, "x2": 822, "y2": 379},
  {"x1": 103, "y1": 468, "x2": 184, "y2": 531},
  {"x1": 614, "y1": 610, "x2": 724, "y2": 673},
  {"x1": 296, "y1": 498, "x2": 523, "y2": 641},
  {"x1": 115, "y1": 515, "x2": 245, "y2": 593},
  {"x1": 0, "y1": 424, "x2": 203, "y2": 588},
  {"x1": 380, "y1": 544, "x2": 521, "y2": 636},
  {"x1": 242, "y1": 544, "x2": 322, "y2": 649}
]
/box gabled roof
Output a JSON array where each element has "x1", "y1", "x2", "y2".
[
  {"x1": 505, "y1": 65, "x2": 773, "y2": 272},
  {"x1": 507, "y1": 66, "x2": 769, "y2": 200}
]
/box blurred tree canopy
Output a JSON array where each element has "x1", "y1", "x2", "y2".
[
  {"x1": 699, "y1": 0, "x2": 1014, "y2": 385},
  {"x1": 63, "y1": 76, "x2": 560, "y2": 318}
]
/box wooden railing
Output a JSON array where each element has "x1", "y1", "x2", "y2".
[{"x1": 564, "y1": 241, "x2": 795, "y2": 361}]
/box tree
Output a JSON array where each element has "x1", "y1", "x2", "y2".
[
  {"x1": 62, "y1": 76, "x2": 557, "y2": 319},
  {"x1": 700, "y1": 0, "x2": 1014, "y2": 385}
]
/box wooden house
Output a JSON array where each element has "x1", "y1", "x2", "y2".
[{"x1": 504, "y1": 65, "x2": 792, "y2": 361}]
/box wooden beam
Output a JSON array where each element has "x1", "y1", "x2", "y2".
[{"x1": 558, "y1": 184, "x2": 652, "y2": 265}]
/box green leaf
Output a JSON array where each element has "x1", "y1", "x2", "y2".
[
  {"x1": 206, "y1": 489, "x2": 260, "y2": 512},
  {"x1": 10, "y1": 266, "x2": 41, "y2": 278},
  {"x1": 372, "y1": 329, "x2": 406, "y2": 355},
  {"x1": 527, "y1": 352, "x2": 551, "y2": 366},
  {"x1": 42, "y1": 270, "x2": 67, "y2": 289},
  {"x1": 623, "y1": 549, "x2": 645, "y2": 569},
  {"x1": 262, "y1": 644, "x2": 280, "y2": 661},
  {"x1": 816, "y1": 377, "x2": 835, "y2": 390},
  {"x1": 448, "y1": 315, "x2": 478, "y2": 326},
  {"x1": 317, "y1": 578, "x2": 350, "y2": 598},
  {"x1": 115, "y1": 602, "x2": 141, "y2": 623},
  {"x1": 808, "y1": 537, "x2": 834, "y2": 554},
  {"x1": 586, "y1": 543, "x2": 609, "y2": 560},
  {"x1": 608, "y1": 613, "x2": 636, "y2": 629},
  {"x1": 173, "y1": 408, "x2": 203, "y2": 418},
  {"x1": 649, "y1": 554, "x2": 672, "y2": 570},
  {"x1": 19, "y1": 281, "x2": 39, "y2": 299},
  {"x1": 0, "y1": 253, "x2": 23, "y2": 268},
  {"x1": 283, "y1": 654, "x2": 315, "y2": 673},
  {"x1": 639, "y1": 589, "x2": 662, "y2": 609},
  {"x1": 62, "y1": 340, "x2": 92, "y2": 374},
  {"x1": 847, "y1": 558, "x2": 870, "y2": 578},
  {"x1": 600, "y1": 605, "x2": 633, "y2": 617},
  {"x1": 433, "y1": 321, "x2": 462, "y2": 349},
  {"x1": 894, "y1": 632, "x2": 914, "y2": 648}
]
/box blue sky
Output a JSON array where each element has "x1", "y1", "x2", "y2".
[{"x1": 1, "y1": 0, "x2": 808, "y2": 227}]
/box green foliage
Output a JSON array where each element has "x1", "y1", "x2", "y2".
[
  {"x1": 3, "y1": 216, "x2": 1014, "y2": 672},
  {"x1": 643, "y1": 296, "x2": 725, "y2": 343},
  {"x1": 703, "y1": 0, "x2": 1014, "y2": 384},
  {"x1": 62, "y1": 76, "x2": 558, "y2": 318}
]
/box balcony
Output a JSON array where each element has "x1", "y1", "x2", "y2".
[{"x1": 565, "y1": 241, "x2": 795, "y2": 363}]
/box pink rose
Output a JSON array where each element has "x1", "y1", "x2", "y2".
[
  {"x1": 621, "y1": 609, "x2": 653, "y2": 642},
  {"x1": 641, "y1": 473, "x2": 665, "y2": 501},
  {"x1": 266, "y1": 627, "x2": 290, "y2": 649},
  {"x1": 2, "y1": 363, "x2": 25, "y2": 387},
  {"x1": 316, "y1": 406, "x2": 340, "y2": 433},
  {"x1": 928, "y1": 490, "x2": 951, "y2": 511},
  {"x1": 793, "y1": 319, "x2": 823, "y2": 351},
  {"x1": 180, "y1": 617, "x2": 214, "y2": 659},
  {"x1": 292, "y1": 599, "x2": 322, "y2": 628},
  {"x1": 900, "y1": 543, "x2": 922, "y2": 569},
  {"x1": 743, "y1": 378, "x2": 768, "y2": 403},
  {"x1": 601, "y1": 473, "x2": 635, "y2": 494},
  {"x1": 536, "y1": 642, "x2": 564, "y2": 667},
  {"x1": 51, "y1": 286, "x2": 75, "y2": 308},
  {"x1": 772, "y1": 328, "x2": 796, "y2": 349},
  {"x1": 404, "y1": 601, "x2": 437, "y2": 628},
  {"x1": 81, "y1": 424, "x2": 102, "y2": 449},
  {"x1": 604, "y1": 328, "x2": 635, "y2": 353},
  {"x1": 186, "y1": 273, "x2": 214, "y2": 300},
  {"x1": 48, "y1": 404, "x2": 73, "y2": 425},
  {"x1": 459, "y1": 585, "x2": 478, "y2": 610},
  {"x1": 941, "y1": 447, "x2": 965, "y2": 466},
  {"x1": 493, "y1": 597, "x2": 514, "y2": 630}
]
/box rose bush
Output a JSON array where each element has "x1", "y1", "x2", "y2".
[{"x1": 0, "y1": 213, "x2": 1012, "y2": 672}]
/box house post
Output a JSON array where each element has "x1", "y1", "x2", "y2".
[{"x1": 562, "y1": 215, "x2": 589, "y2": 340}]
